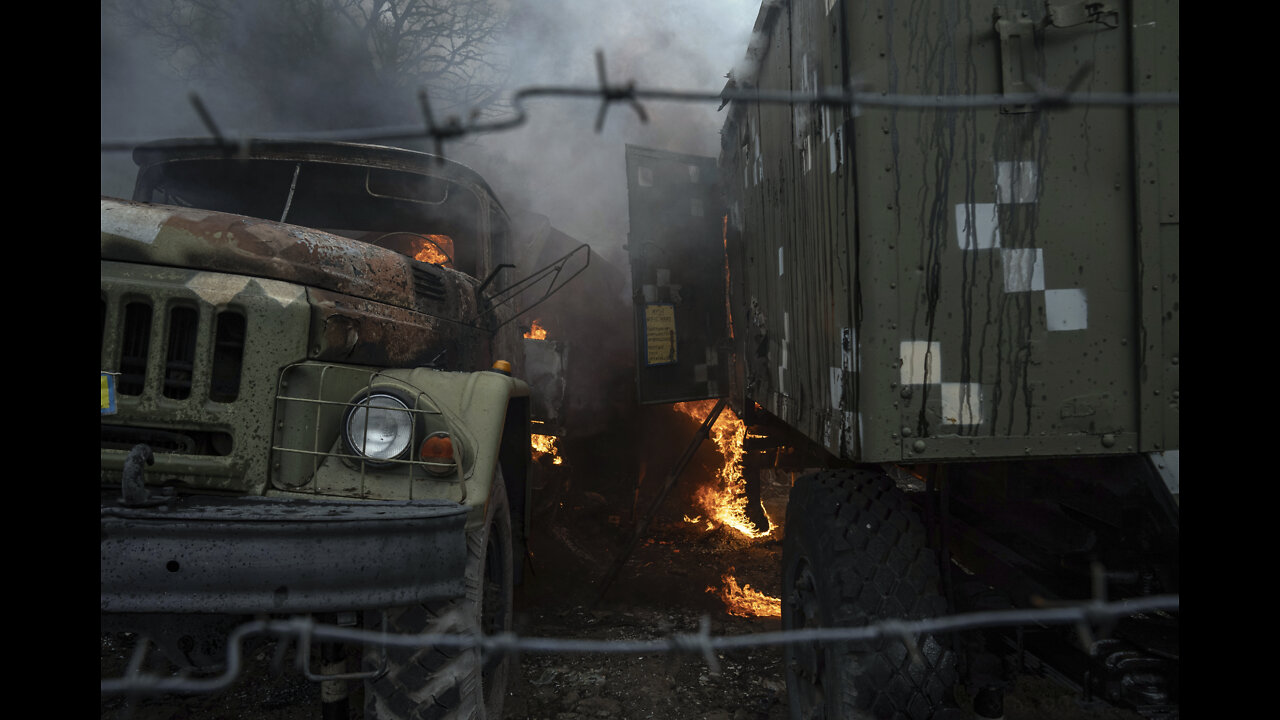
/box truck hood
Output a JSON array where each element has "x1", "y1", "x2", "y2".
[{"x1": 100, "y1": 196, "x2": 438, "y2": 310}]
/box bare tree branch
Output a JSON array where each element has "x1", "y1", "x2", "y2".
[{"x1": 103, "y1": 0, "x2": 512, "y2": 129}]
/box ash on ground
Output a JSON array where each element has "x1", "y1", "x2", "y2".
[
  {"x1": 505, "y1": 462, "x2": 792, "y2": 720},
  {"x1": 102, "y1": 444, "x2": 1148, "y2": 720}
]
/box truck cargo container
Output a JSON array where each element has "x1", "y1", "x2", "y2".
[{"x1": 625, "y1": 1, "x2": 1178, "y2": 717}]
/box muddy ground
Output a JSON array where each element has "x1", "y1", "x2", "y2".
[
  {"x1": 101, "y1": 455, "x2": 1148, "y2": 720},
  {"x1": 498, "y1": 463, "x2": 1148, "y2": 720}
]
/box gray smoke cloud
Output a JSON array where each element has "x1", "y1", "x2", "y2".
[
  {"x1": 455, "y1": 0, "x2": 757, "y2": 268},
  {"x1": 100, "y1": 0, "x2": 761, "y2": 264}
]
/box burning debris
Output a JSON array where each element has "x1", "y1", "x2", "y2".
[
  {"x1": 532, "y1": 433, "x2": 563, "y2": 465},
  {"x1": 516, "y1": 293, "x2": 780, "y2": 619},
  {"x1": 672, "y1": 399, "x2": 773, "y2": 539},
  {"x1": 666, "y1": 400, "x2": 781, "y2": 619},
  {"x1": 524, "y1": 318, "x2": 549, "y2": 340},
  {"x1": 708, "y1": 567, "x2": 781, "y2": 618}
]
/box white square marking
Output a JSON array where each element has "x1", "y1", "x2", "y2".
[
  {"x1": 1002, "y1": 248, "x2": 1045, "y2": 292},
  {"x1": 941, "y1": 383, "x2": 983, "y2": 426},
  {"x1": 1045, "y1": 289, "x2": 1088, "y2": 331},
  {"x1": 995, "y1": 160, "x2": 1038, "y2": 204},
  {"x1": 954, "y1": 203, "x2": 1001, "y2": 250},
  {"x1": 900, "y1": 340, "x2": 942, "y2": 385}
]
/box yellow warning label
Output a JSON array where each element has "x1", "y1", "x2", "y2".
[{"x1": 645, "y1": 304, "x2": 677, "y2": 365}]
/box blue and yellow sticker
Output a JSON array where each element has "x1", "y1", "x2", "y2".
[{"x1": 101, "y1": 372, "x2": 117, "y2": 415}]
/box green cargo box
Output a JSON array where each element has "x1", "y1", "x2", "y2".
[{"x1": 629, "y1": 0, "x2": 1177, "y2": 464}]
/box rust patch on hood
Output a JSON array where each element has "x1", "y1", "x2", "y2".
[
  {"x1": 101, "y1": 197, "x2": 419, "y2": 310},
  {"x1": 307, "y1": 286, "x2": 489, "y2": 369}
]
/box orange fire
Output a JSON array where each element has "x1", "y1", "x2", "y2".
[
  {"x1": 707, "y1": 568, "x2": 781, "y2": 618},
  {"x1": 531, "y1": 433, "x2": 562, "y2": 465},
  {"x1": 524, "y1": 319, "x2": 549, "y2": 340},
  {"x1": 412, "y1": 235, "x2": 454, "y2": 266},
  {"x1": 672, "y1": 400, "x2": 773, "y2": 539}
]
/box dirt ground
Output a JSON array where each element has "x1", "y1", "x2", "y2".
[
  {"x1": 499, "y1": 465, "x2": 1149, "y2": 720},
  {"x1": 101, "y1": 424, "x2": 1152, "y2": 720}
]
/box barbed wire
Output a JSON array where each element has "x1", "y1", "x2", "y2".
[
  {"x1": 101, "y1": 593, "x2": 1178, "y2": 696},
  {"x1": 99, "y1": 50, "x2": 1179, "y2": 161}
]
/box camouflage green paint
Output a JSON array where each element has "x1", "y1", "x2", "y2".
[
  {"x1": 100, "y1": 259, "x2": 311, "y2": 495},
  {"x1": 721, "y1": 0, "x2": 1177, "y2": 463},
  {"x1": 100, "y1": 140, "x2": 531, "y2": 503},
  {"x1": 271, "y1": 363, "x2": 530, "y2": 531}
]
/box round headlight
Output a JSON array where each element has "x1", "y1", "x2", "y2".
[{"x1": 344, "y1": 393, "x2": 414, "y2": 463}]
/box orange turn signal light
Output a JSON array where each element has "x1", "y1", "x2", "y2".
[{"x1": 420, "y1": 432, "x2": 454, "y2": 462}]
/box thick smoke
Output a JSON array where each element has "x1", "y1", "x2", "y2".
[
  {"x1": 450, "y1": 0, "x2": 759, "y2": 268},
  {"x1": 730, "y1": 0, "x2": 782, "y2": 88},
  {"x1": 101, "y1": 1, "x2": 759, "y2": 241}
]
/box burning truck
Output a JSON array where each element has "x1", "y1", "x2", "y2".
[
  {"x1": 100, "y1": 139, "x2": 588, "y2": 719},
  {"x1": 625, "y1": 1, "x2": 1178, "y2": 718}
]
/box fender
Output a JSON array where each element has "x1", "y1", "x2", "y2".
[{"x1": 270, "y1": 361, "x2": 530, "y2": 533}]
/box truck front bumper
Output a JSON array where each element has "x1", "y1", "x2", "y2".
[{"x1": 101, "y1": 493, "x2": 469, "y2": 614}]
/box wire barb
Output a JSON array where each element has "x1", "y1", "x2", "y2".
[
  {"x1": 188, "y1": 92, "x2": 225, "y2": 146},
  {"x1": 593, "y1": 49, "x2": 649, "y2": 133},
  {"x1": 882, "y1": 619, "x2": 925, "y2": 668},
  {"x1": 665, "y1": 615, "x2": 722, "y2": 675},
  {"x1": 417, "y1": 88, "x2": 467, "y2": 163}
]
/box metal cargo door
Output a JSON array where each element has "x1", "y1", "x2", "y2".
[{"x1": 624, "y1": 144, "x2": 728, "y2": 404}]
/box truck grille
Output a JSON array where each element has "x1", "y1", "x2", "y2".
[
  {"x1": 102, "y1": 299, "x2": 246, "y2": 405},
  {"x1": 101, "y1": 260, "x2": 311, "y2": 493},
  {"x1": 163, "y1": 306, "x2": 198, "y2": 399},
  {"x1": 118, "y1": 301, "x2": 152, "y2": 396},
  {"x1": 211, "y1": 312, "x2": 247, "y2": 402}
]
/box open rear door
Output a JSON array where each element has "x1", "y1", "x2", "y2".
[{"x1": 624, "y1": 144, "x2": 728, "y2": 404}]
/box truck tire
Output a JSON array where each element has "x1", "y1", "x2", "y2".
[
  {"x1": 364, "y1": 472, "x2": 514, "y2": 720},
  {"x1": 782, "y1": 469, "x2": 958, "y2": 720}
]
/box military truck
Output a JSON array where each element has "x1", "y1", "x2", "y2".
[
  {"x1": 626, "y1": 1, "x2": 1177, "y2": 718},
  {"x1": 100, "y1": 139, "x2": 582, "y2": 719}
]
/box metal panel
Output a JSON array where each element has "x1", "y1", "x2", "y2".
[
  {"x1": 624, "y1": 144, "x2": 728, "y2": 404},
  {"x1": 720, "y1": 0, "x2": 1173, "y2": 463},
  {"x1": 1131, "y1": 0, "x2": 1180, "y2": 453},
  {"x1": 856, "y1": 0, "x2": 1142, "y2": 462},
  {"x1": 728, "y1": 0, "x2": 861, "y2": 457}
]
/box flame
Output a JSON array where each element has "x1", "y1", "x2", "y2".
[
  {"x1": 531, "y1": 433, "x2": 563, "y2": 465},
  {"x1": 672, "y1": 400, "x2": 773, "y2": 538},
  {"x1": 412, "y1": 235, "x2": 454, "y2": 266},
  {"x1": 524, "y1": 319, "x2": 548, "y2": 340},
  {"x1": 707, "y1": 569, "x2": 781, "y2": 618}
]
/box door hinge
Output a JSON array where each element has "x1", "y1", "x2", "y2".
[
  {"x1": 1045, "y1": 1, "x2": 1119, "y2": 29},
  {"x1": 994, "y1": 2, "x2": 1119, "y2": 113}
]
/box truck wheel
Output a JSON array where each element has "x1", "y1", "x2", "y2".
[
  {"x1": 782, "y1": 469, "x2": 958, "y2": 720},
  {"x1": 364, "y1": 472, "x2": 514, "y2": 720}
]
